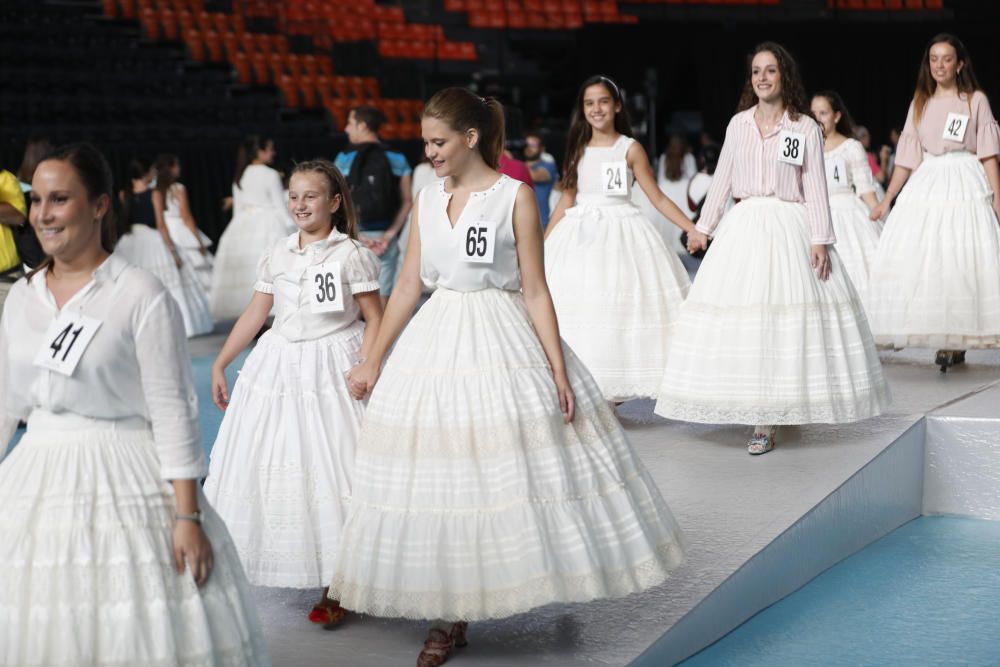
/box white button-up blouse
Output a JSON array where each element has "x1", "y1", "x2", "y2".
[{"x1": 0, "y1": 254, "x2": 206, "y2": 480}]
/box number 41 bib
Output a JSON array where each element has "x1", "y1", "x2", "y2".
[{"x1": 34, "y1": 311, "x2": 103, "y2": 376}]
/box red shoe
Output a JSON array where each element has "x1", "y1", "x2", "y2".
[
  {"x1": 417, "y1": 627, "x2": 458, "y2": 667},
  {"x1": 308, "y1": 599, "x2": 346, "y2": 626}
]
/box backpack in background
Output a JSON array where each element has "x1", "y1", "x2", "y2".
[{"x1": 347, "y1": 144, "x2": 400, "y2": 228}]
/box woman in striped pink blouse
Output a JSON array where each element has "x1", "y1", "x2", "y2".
[{"x1": 654, "y1": 42, "x2": 889, "y2": 455}]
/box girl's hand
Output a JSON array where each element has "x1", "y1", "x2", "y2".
[
  {"x1": 811, "y1": 244, "x2": 831, "y2": 281},
  {"x1": 870, "y1": 200, "x2": 889, "y2": 222},
  {"x1": 554, "y1": 370, "x2": 576, "y2": 423},
  {"x1": 992, "y1": 195, "x2": 1000, "y2": 225},
  {"x1": 211, "y1": 365, "x2": 229, "y2": 410},
  {"x1": 171, "y1": 248, "x2": 182, "y2": 269},
  {"x1": 686, "y1": 230, "x2": 709, "y2": 253},
  {"x1": 347, "y1": 358, "x2": 380, "y2": 399},
  {"x1": 173, "y1": 519, "x2": 214, "y2": 587},
  {"x1": 198, "y1": 245, "x2": 208, "y2": 257}
]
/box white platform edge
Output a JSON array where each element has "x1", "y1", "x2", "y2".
[
  {"x1": 633, "y1": 420, "x2": 926, "y2": 666},
  {"x1": 924, "y1": 416, "x2": 1000, "y2": 520}
]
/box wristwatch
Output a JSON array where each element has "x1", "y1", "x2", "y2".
[{"x1": 175, "y1": 510, "x2": 203, "y2": 524}]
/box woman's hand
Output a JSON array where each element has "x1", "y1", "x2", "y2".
[
  {"x1": 198, "y1": 245, "x2": 208, "y2": 257},
  {"x1": 811, "y1": 244, "x2": 831, "y2": 281},
  {"x1": 870, "y1": 200, "x2": 890, "y2": 222},
  {"x1": 211, "y1": 365, "x2": 229, "y2": 410},
  {"x1": 686, "y1": 229, "x2": 709, "y2": 253},
  {"x1": 992, "y1": 195, "x2": 1000, "y2": 225},
  {"x1": 173, "y1": 519, "x2": 214, "y2": 587},
  {"x1": 553, "y1": 370, "x2": 576, "y2": 423},
  {"x1": 347, "y1": 358, "x2": 380, "y2": 400},
  {"x1": 170, "y1": 248, "x2": 182, "y2": 269}
]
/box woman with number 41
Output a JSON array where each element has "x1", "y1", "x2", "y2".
[
  {"x1": 543, "y1": 75, "x2": 707, "y2": 403},
  {"x1": 330, "y1": 88, "x2": 685, "y2": 667},
  {"x1": 867, "y1": 34, "x2": 1000, "y2": 372},
  {"x1": 204, "y1": 160, "x2": 382, "y2": 625},
  {"x1": 654, "y1": 42, "x2": 888, "y2": 455}
]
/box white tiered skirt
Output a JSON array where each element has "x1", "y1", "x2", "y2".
[
  {"x1": 164, "y1": 215, "x2": 214, "y2": 293},
  {"x1": 116, "y1": 226, "x2": 214, "y2": 338},
  {"x1": 654, "y1": 197, "x2": 889, "y2": 425},
  {"x1": 0, "y1": 411, "x2": 269, "y2": 667},
  {"x1": 829, "y1": 191, "x2": 882, "y2": 302},
  {"x1": 204, "y1": 325, "x2": 366, "y2": 588},
  {"x1": 329, "y1": 288, "x2": 685, "y2": 621},
  {"x1": 210, "y1": 207, "x2": 293, "y2": 321},
  {"x1": 867, "y1": 152, "x2": 1000, "y2": 349},
  {"x1": 544, "y1": 199, "x2": 691, "y2": 401}
]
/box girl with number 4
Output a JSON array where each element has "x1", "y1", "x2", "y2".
[
  {"x1": 867, "y1": 34, "x2": 1000, "y2": 372},
  {"x1": 330, "y1": 88, "x2": 685, "y2": 667},
  {"x1": 654, "y1": 42, "x2": 889, "y2": 455},
  {"x1": 543, "y1": 75, "x2": 707, "y2": 403},
  {"x1": 204, "y1": 160, "x2": 383, "y2": 625},
  {"x1": 810, "y1": 90, "x2": 882, "y2": 303}
]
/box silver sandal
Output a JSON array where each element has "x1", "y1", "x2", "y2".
[{"x1": 747, "y1": 431, "x2": 775, "y2": 455}]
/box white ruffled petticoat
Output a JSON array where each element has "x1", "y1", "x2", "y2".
[
  {"x1": 164, "y1": 214, "x2": 214, "y2": 294},
  {"x1": 545, "y1": 197, "x2": 691, "y2": 401},
  {"x1": 204, "y1": 324, "x2": 365, "y2": 588},
  {"x1": 210, "y1": 207, "x2": 294, "y2": 321},
  {"x1": 329, "y1": 288, "x2": 685, "y2": 622},
  {"x1": 654, "y1": 197, "x2": 890, "y2": 425},
  {"x1": 116, "y1": 226, "x2": 214, "y2": 338},
  {"x1": 867, "y1": 152, "x2": 1000, "y2": 349},
  {"x1": 0, "y1": 411, "x2": 269, "y2": 667},
  {"x1": 829, "y1": 192, "x2": 882, "y2": 304}
]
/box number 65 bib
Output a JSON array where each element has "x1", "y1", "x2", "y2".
[
  {"x1": 777, "y1": 130, "x2": 806, "y2": 166},
  {"x1": 462, "y1": 220, "x2": 496, "y2": 264},
  {"x1": 308, "y1": 262, "x2": 345, "y2": 313},
  {"x1": 34, "y1": 311, "x2": 103, "y2": 376}
]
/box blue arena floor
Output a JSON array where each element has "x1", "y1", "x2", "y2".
[{"x1": 681, "y1": 516, "x2": 1000, "y2": 666}]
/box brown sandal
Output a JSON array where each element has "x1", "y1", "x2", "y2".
[{"x1": 417, "y1": 628, "x2": 455, "y2": 667}]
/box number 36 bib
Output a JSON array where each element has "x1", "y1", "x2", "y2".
[
  {"x1": 777, "y1": 130, "x2": 806, "y2": 166},
  {"x1": 308, "y1": 262, "x2": 345, "y2": 313},
  {"x1": 34, "y1": 311, "x2": 103, "y2": 376}
]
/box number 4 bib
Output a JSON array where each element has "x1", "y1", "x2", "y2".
[
  {"x1": 34, "y1": 311, "x2": 102, "y2": 376},
  {"x1": 777, "y1": 131, "x2": 806, "y2": 166},
  {"x1": 308, "y1": 262, "x2": 345, "y2": 313}
]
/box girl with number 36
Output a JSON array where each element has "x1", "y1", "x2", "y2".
[
  {"x1": 653, "y1": 42, "x2": 889, "y2": 455},
  {"x1": 866, "y1": 33, "x2": 1000, "y2": 372},
  {"x1": 204, "y1": 160, "x2": 383, "y2": 626}
]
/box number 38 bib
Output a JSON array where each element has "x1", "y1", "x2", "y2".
[
  {"x1": 34, "y1": 311, "x2": 103, "y2": 376},
  {"x1": 777, "y1": 131, "x2": 806, "y2": 166},
  {"x1": 308, "y1": 262, "x2": 345, "y2": 313}
]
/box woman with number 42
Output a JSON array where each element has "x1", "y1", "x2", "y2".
[
  {"x1": 654, "y1": 42, "x2": 888, "y2": 455},
  {"x1": 543, "y1": 75, "x2": 707, "y2": 403},
  {"x1": 867, "y1": 34, "x2": 1000, "y2": 372},
  {"x1": 204, "y1": 160, "x2": 383, "y2": 626}
]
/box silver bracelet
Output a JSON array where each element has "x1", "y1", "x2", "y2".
[{"x1": 175, "y1": 510, "x2": 203, "y2": 524}]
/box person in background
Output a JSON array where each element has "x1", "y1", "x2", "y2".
[
  {"x1": 0, "y1": 166, "x2": 27, "y2": 309},
  {"x1": 335, "y1": 106, "x2": 413, "y2": 300},
  {"x1": 499, "y1": 144, "x2": 534, "y2": 189},
  {"x1": 524, "y1": 131, "x2": 558, "y2": 228}
]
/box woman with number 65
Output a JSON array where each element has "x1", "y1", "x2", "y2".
[
  {"x1": 330, "y1": 88, "x2": 685, "y2": 667},
  {"x1": 0, "y1": 143, "x2": 269, "y2": 665},
  {"x1": 654, "y1": 42, "x2": 888, "y2": 455},
  {"x1": 205, "y1": 160, "x2": 382, "y2": 625},
  {"x1": 867, "y1": 34, "x2": 1000, "y2": 372}
]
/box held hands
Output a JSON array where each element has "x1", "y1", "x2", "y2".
[
  {"x1": 347, "y1": 358, "x2": 380, "y2": 400},
  {"x1": 686, "y1": 229, "x2": 709, "y2": 254},
  {"x1": 361, "y1": 236, "x2": 387, "y2": 257},
  {"x1": 553, "y1": 370, "x2": 576, "y2": 423},
  {"x1": 211, "y1": 365, "x2": 229, "y2": 411},
  {"x1": 811, "y1": 244, "x2": 831, "y2": 281},
  {"x1": 869, "y1": 200, "x2": 890, "y2": 222},
  {"x1": 171, "y1": 249, "x2": 182, "y2": 269},
  {"x1": 173, "y1": 520, "x2": 214, "y2": 587}
]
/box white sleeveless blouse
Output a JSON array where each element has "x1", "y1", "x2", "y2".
[
  {"x1": 575, "y1": 135, "x2": 635, "y2": 205},
  {"x1": 418, "y1": 174, "x2": 522, "y2": 292}
]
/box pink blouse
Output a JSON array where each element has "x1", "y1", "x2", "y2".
[
  {"x1": 697, "y1": 107, "x2": 835, "y2": 245},
  {"x1": 895, "y1": 91, "x2": 1000, "y2": 170}
]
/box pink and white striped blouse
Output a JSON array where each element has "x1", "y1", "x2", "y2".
[{"x1": 696, "y1": 106, "x2": 836, "y2": 245}]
